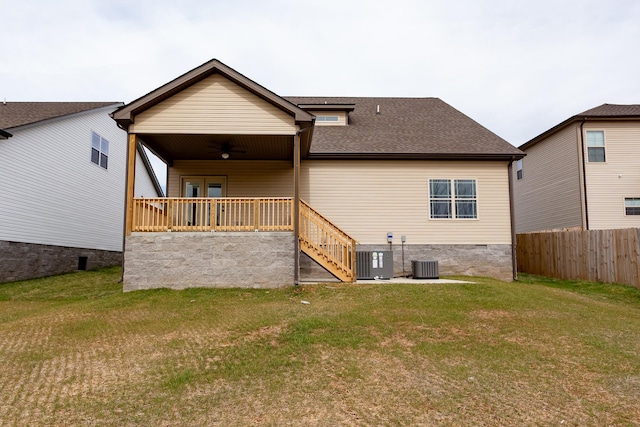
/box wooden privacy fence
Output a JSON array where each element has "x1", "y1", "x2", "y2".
[{"x1": 516, "y1": 228, "x2": 640, "y2": 288}]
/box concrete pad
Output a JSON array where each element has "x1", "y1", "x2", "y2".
[
  {"x1": 300, "y1": 277, "x2": 474, "y2": 285},
  {"x1": 355, "y1": 277, "x2": 474, "y2": 284}
]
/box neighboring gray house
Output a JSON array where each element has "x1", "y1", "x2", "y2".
[
  {"x1": 0, "y1": 102, "x2": 163, "y2": 282},
  {"x1": 515, "y1": 104, "x2": 640, "y2": 233}
]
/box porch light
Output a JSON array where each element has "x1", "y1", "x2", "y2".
[{"x1": 221, "y1": 152, "x2": 230, "y2": 160}]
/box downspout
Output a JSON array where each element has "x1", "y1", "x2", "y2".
[
  {"x1": 579, "y1": 119, "x2": 590, "y2": 230},
  {"x1": 508, "y1": 157, "x2": 518, "y2": 281}
]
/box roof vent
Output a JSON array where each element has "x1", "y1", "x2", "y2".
[{"x1": 376, "y1": 104, "x2": 380, "y2": 115}]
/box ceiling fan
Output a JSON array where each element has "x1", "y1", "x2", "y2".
[{"x1": 207, "y1": 141, "x2": 246, "y2": 159}]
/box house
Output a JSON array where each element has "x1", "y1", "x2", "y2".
[
  {"x1": 0, "y1": 102, "x2": 163, "y2": 283},
  {"x1": 515, "y1": 104, "x2": 640, "y2": 233},
  {"x1": 111, "y1": 59, "x2": 524, "y2": 291}
]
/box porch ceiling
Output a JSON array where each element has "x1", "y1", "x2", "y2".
[{"x1": 138, "y1": 134, "x2": 297, "y2": 164}]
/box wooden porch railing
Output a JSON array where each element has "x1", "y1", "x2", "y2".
[
  {"x1": 131, "y1": 197, "x2": 356, "y2": 282},
  {"x1": 132, "y1": 198, "x2": 293, "y2": 232},
  {"x1": 299, "y1": 200, "x2": 357, "y2": 283}
]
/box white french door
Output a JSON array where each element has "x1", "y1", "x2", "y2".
[
  {"x1": 180, "y1": 176, "x2": 227, "y2": 227},
  {"x1": 182, "y1": 176, "x2": 227, "y2": 198}
]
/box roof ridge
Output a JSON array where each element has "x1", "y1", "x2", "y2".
[{"x1": 285, "y1": 96, "x2": 440, "y2": 99}]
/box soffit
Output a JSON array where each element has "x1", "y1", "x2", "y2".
[{"x1": 138, "y1": 134, "x2": 295, "y2": 163}]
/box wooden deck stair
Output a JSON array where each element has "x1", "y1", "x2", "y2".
[{"x1": 299, "y1": 200, "x2": 357, "y2": 283}]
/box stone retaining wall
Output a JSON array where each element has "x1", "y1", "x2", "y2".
[
  {"x1": 123, "y1": 232, "x2": 295, "y2": 291},
  {"x1": 0, "y1": 240, "x2": 122, "y2": 283}
]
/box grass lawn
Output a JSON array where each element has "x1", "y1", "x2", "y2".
[{"x1": 1, "y1": 268, "x2": 639, "y2": 426}]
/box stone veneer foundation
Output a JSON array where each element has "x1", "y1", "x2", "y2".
[
  {"x1": 301, "y1": 244, "x2": 514, "y2": 282},
  {"x1": 358, "y1": 244, "x2": 514, "y2": 281},
  {"x1": 123, "y1": 232, "x2": 295, "y2": 291},
  {"x1": 0, "y1": 240, "x2": 122, "y2": 283}
]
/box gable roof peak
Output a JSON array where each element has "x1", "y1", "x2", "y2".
[
  {"x1": 521, "y1": 102, "x2": 640, "y2": 150},
  {"x1": 112, "y1": 58, "x2": 314, "y2": 129}
]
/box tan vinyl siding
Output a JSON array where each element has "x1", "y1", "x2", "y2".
[
  {"x1": 130, "y1": 74, "x2": 297, "y2": 135},
  {"x1": 301, "y1": 160, "x2": 512, "y2": 245},
  {"x1": 168, "y1": 160, "x2": 293, "y2": 197},
  {"x1": 308, "y1": 110, "x2": 348, "y2": 126},
  {"x1": 167, "y1": 159, "x2": 512, "y2": 245},
  {"x1": 584, "y1": 121, "x2": 640, "y2": 229},
  {"x1": 515, "y1": 125, "x2": 583, "y2": 233}
]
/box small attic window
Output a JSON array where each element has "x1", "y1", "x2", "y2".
[
  {"x1": 298, "y1": 103, "x2": 354, "y2": 127},
  {"x1": 316, "y1": 116, "x2": 339, "y2": 122},
  {"x1": 313, "y1": 112, "x2": 346, "y2": 126}
]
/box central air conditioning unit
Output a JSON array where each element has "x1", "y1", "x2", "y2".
[
  {"x1": 356, "y1": 251, "x2": 393, "y2": 280},
  {"x1": 411, "y1": 260, "x2": 439, "y2": 279}
]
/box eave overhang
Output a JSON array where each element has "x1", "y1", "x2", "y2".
[
  {"x1": 136, "y1": 142, "x2": 164, "y2": 197},
  {"x1": 305, "y1": 152, "x2": 525, "y2": 161},
  {"x1": 0, "y1": 129, "x2": 12, "y2": 139},
  {"x1": 297, "y1": 103, "x2": 356, "y2": 112}
]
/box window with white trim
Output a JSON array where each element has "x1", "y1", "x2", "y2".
[
  {"x1": 586, "y1": 130, "x2": 605, "y2": 162},
  {"x1": 516, "y1": 159, "x2": 523, "y2": 180},
  {"x1": 429, "y1": 179, "x2": 477, "y2": 219},
  {"x1": 91, "y1": 131, "x2": 109, "y2": 169},
  {"x1": 625, "y1": 198, "x2": 640, "y2": 215}
]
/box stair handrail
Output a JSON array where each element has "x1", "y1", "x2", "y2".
[{"x1": 299, "y1": 199, "x2": 357, "y2": 281}]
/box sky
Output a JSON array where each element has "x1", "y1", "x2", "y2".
[{"x1": 2, "y1": 0, "x2": 639, "y2": 151}]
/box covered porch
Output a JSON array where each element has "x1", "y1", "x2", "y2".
[{"x1": 112, "y1": 60, "x2": 356, "y2": 289}]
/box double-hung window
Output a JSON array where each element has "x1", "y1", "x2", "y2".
[
  {"x1": 91, "y1": 131, "x2": 109, "y2": 169},
  {"x1": 625, "y1": 198, "x2": 640, "y2": 215},
  {"x1": 516, "y1": 159, "x2": 523, "y2": 180},
  {"x1": 586, "y1": 130, "x2": 605, "y2": 162},
  {"x1": 429, "y1": 179, "x2": 477, "y2": 219}
]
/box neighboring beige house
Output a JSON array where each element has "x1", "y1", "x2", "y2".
[
  {"x1": 111, "y1": 59, "x2": 524, "y2": 291},
  {"x1": 515, "y1": 104, "x2": 640, "y2": 233},
  {"x1": 0, "y1": 102, "x2": 163, "y2": 282}
]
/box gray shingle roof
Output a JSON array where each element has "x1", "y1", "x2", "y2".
[
  {"x1": 0, "y1": 102, "x2": 120, "y2": 129},
  {"x1": 578, "y1": 103, "x2": 640, "y2": 117},
  {"x1": 286, "y1": 97, "x2": 523, "y2": 159}
]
